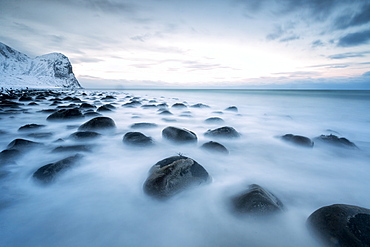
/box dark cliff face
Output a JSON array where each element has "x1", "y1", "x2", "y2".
[{"x1": 53, "y1": 55, "x2": 74, "y2": 79}]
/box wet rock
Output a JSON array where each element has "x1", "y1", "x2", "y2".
[
  {"x1": 281, "y1": 134, "x2": 314, "y2": 148},
  {"x1": 83, "y1": 111, "x2": 101, "y2": 117},
  {"x1": 204, "y1": 117, "x2": 225, "y2": 124},
  {"x1": 122, "y1": 101, "x2": 141, "y2": 107},
  {"x1": 314, "y1": 134, "x2": 358, "y2": 149},
  {"x1": 79, "y1": 103, "x2": 96, "y2": 109},
  {"x1": 18, "y1": 124, "x2": 46, "y2": 132},
  {"x1": 69, "y1": 131, "x2": 101, "y2": 140},
  {"x1": 97, "y1": 104, "x2": 115, "y2": 112},
  {"x1": 123, "y1": 132, "x2": 154, "y2": 147},
  {"x1": 231, "y1": 184, "x2": 284, "y2": 215},
  {"x1": 307, "y1": 204, "x2": 370, "y2": 247},
  {"x1": 225, "y1": 106, "x2": 238, "y2": 112},
  {"x1": 78, "y1": 116, "x2": 116, "y2": 131},
  {"x1": 7, "y1": 138, "x2": 43, "y2": 151},
  {"x1": 204, "y1": 126, "x2": 240, "y2": 138},
  {"x1": 101, "y1": 95, "x2": 116, "y2": 101},
  {"x1": 46, "y1": 108, "x2": 84, "y2": 121},
  {"x1": 0, "y1": 149, "x2": 21, "y2": 165},
  {"x1": 141, "y1": 104, "x2": 157, "y2": 109},
  {"x1": 143, "y1": 155, "x2": 211, "y2": 199},
  {"x1": 191, "y1": 103, "x2": 210, "y2": 108},
  {"x1": 28, "y1": 102, "x2": 38, "y2": 106},
  {"x1": 201, "y1": 141, "x2": 229, "y2": 155},
  {"x1": 19, "y1": 95, "x2": 33, "y2": 101},
  {"x1": 162, "y1": 126, "x2": 197, "y2": 144},
  {"x1": 158, "y1": 110, "x2": 173, "y2": 115},
  {"x1": 27, "y1": 132, "x2": 53, "y2": 139},
  {"x1": 172, "y1": 103, "x2": 187, "y2": 109},
  {"x1": 130, "y1": 123, "x2": 158, "y2": 129},
  {"x1": 52, "y1": 145, "x2": 93, "y2": 153},
  {"x1": 33, "y1": 154, "x2": 83, "y2": 184}
]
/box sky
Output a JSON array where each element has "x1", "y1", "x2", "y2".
[{"x1": 1, "y1": 0, "x2": 370, "y2": 89}]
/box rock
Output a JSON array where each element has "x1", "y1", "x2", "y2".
[
  {"x1": 204, "y1": 126, "x2": 240, "y2": 138},
  {"x1": 46, "y1": 108, "x2": 84, "y2": 121},
  {"x1": 78, "y1": 117, "x2": 116, "y2": 131},
  {"x1": 7, "y1": 138, "x2": 43, "y2": 150},
  {"x1": 130, "y1": 123, "x2": 158, "y2": 129},
  {"x1": 83, "y1": 111, "x2": 101, "y2": 117},
  {"x1": 143, "y1": 155, "x2": 211, "y2": 199},
  {"x1": 18, "y1": 124, "x2": 46, "y2": 132},
  {"x1": 79, "y1": 103, "x2": 96, "y2": 109},
  {"x1": 97, "y1": 104, "x2": 115, "y2": 112},
  {"x1": 225, "y1": 106, "x2": 238, "y2": 112},
  {"x1": 19, "y1": 95, "x2": 33, "y2": 101},
  {"x1": 314, "y1": 134, "x2": 358, "y2": 149},
  {"x1": 33, "y1": 154, "x2": 83, "y2": 184},
  {"x1": 201, "y1": 141, "x2": 229, "y2": 155},
  {"x1": 204, "y1": 117, "x2": 225, "y2": 124},
  {"x1": 162, "y1": 126, "x2": 197, "y2": 144},
  {"x1": 0, "y1": 149, "x2": 21, "y2": 165},
  {"x1": 307, "y1": 204, "x2": 370, "y2": 247},
  {"x1": 69, "y1": 131, "x2": 101, "y2": 140},
  {"x1": 122, "y1": 101, "x2": 141, "y2": 107},
  {"x1": 27, "y1": 132, "x2": 53, "y2": 139},
  {"x1": 123, "y1": 132, "x2": 154, "y2": 147},
  {"x1": 158, "y1": 110, "x2": 173, "y2": 115},
  {"x1": 191, "y1": 103, "x2": 210, "y2": 108},
  {"x1": 52, "y1": 145, "x2": 93, "y2": 153},
  {"x1": 172, "y1": 103, "x2": 187, "y2": 109},
  {"x1": 231, "y1": 184, "x2": 284, "y2": 215},
  {"x1": 141, "y1": 104, "x2": 157, "y2": 109},
  {"x1": 281, "y1": 134, "x2": 314, "y2": 148}
]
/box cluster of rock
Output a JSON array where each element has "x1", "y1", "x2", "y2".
[{"x1": 0, "y1": 89, "x2": 367, "y2": 246}]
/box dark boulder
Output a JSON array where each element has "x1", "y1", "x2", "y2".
[
  {"x1": 307, "y1": 204, "x2": 370, "y2": 247},
  {"x1": 172, "y1": 103, "x2": 187, "y2": 109},
  {"x1": 27, "y1": 132, "x2": 53, "y2": 139},
  {"x1": 69, "y1": 131, "x2": 101, "y2": 140},
  {"x1": 19, "y1": 95, "x2": 33, "y2": 101},
  {"x1": 46, "y1": 108, "x2": 84, "y2": 121},
  {"x1": 18, "y1": 124, "x2": 46, "y2": 132},
  {"x1": 204, "y1": 117, "x2": 225, "y2": 124},
  {"x1": 204, "y1": 126, "x2": 240, "y2": 138},
  {"x1": 225, "y1": 106, "x2": 238, "y2": 112},
  {"x1": 231, "y1": 184, "x2": 284, "y2": 215},
  {"x1": 201, "y1": 141, "x2": 229, "y2": 155},
  {"x1": 191, "y1": 103, "x2": 210, "y2": 108},
  {"x1": 33, "y1": 154, "x2": 83, "y2": 184},
  {"x1": 314, "y1": 134, "x2": 358, "y2": 149},
  {"x1": 162, "y1": 126, "x2": 197, "y2": 144},
  {"x1": 122, "y1": 101, "x2": 141, "y2": 107},
  {"x1": 130, "y1": 123, "x2": 158, "y2": 129},
  {"x1": 79, "y1": 103, "x2": 96, "y2": 109},
  {"x1": 78, "y1": 117, "x2": 116, "y2": 131},
  {"x1": 158, "y1": 110, "x2": 173, "y2": 115},
  {"x1": 97, "y1": 104, "x2": 115, "y2": 112},
  {"x1": 0, "y1": 149, "x2": 21, "y2": 165},
  {"x1": 7, "y1": 138, "x2": 43, "y2": 151},
  {"x1": 52, "y1": 144, "x2": 93, "y2": 153},
  {"x1": 123, "y1": 132, "x2": 154, "y2": 147},
  {"x1": 143, "y1": 155, "x2": 211, "y2": 199},
  {"x1": 281, "y1": 134, "x2": 314, "y2": 148}
]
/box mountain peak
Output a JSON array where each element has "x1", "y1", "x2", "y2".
[{"x1": 0, "y1": 42, "x2": 82, "y2": 89}]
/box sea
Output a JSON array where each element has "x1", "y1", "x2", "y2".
[{"x1": 0, "y1": 89, "x2": 369, "y2": 247}]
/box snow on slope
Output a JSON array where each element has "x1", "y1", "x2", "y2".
[{"x1": 0, "y1": 42, "x2": 82, "y2": 89}]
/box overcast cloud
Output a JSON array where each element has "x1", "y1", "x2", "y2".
[{"x1": 0, "y1": 0, "x2": 369, "y2": 88}]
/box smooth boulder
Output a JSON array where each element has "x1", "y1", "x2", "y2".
[
  {"x1": 33, "y1": 154, "x2": 83, "y2": 184},
  {"x1": 123, "y1": 132, "x2": 154, "y2": 147},
  {"x1": 314, "y1": 134, "x2": 358, "y2": 149},
  {"x1": 78, "y1": 117, "x2": 116, "y2": 131},
  {"x1": 143, "y1": 155, "x2": 211, "y2": 199},
  {"x1": 281, "y1": 134, "x2": 314, "y2": 148},
  {"x1": 307, "y1": 204, "x2": 370, "y2": 247},
  {"x1": 201, "y1": 141, "x2": 229, "y2": 155},
  {"x1": 231, "y1": 184, "x2": 284, "y2": 215},
  {"x1": 46, "y1": 108, "x2": 84, "y2": 121},
  {"x1": 162, "y1": 126, "x2": 197, "y2": 144},
  {"x1": 204, "y1": 126, "x2": 240, "y2": 138}
]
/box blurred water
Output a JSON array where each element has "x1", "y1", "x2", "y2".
[{"x1": 0, "y1": 89, "x2": 369, "y2": 247}]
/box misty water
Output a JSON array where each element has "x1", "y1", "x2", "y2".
[{"x1": 1, "y1": 89, "x2": 370, "y2": 247}]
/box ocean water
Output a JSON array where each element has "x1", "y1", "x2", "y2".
[{"x1": 0, "y1": 89, "x2": 369, "y2": 247}]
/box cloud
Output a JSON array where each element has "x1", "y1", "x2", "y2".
[
  {"x1": 328, "y1": 51, "x2": 370, "y2": 59},
  {"x1": 363, "y1": 71, "x2": 370, "y2": 77},
  {"x1": 333, "y1": 4, "x2": 370, "y2": 30},
  {"x1": 337, "y1": 29, "x2": 370, "y2": 47},
  {"x1": 311, "y1": 40, "x2": 324, "y2": 48}
]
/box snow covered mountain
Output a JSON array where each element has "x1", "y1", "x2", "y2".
[{"x1": 0, "y1": 42, "x2": 82, "y2": 89}]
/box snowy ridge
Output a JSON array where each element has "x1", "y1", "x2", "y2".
[{"x1": 0, "y1": 42, "x2": 82, "y2": 89}]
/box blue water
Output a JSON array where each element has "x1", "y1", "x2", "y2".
[{"x1": 0, "y1": 89, "x2": 369, "y2": 247}]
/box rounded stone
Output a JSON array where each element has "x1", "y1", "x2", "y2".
[
  {"x1": 78, "y1": 117, "x2": 116, "y2": 131},
  {"x1": 162, "y1": 126, "x2": 197, "y2": 144}
]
